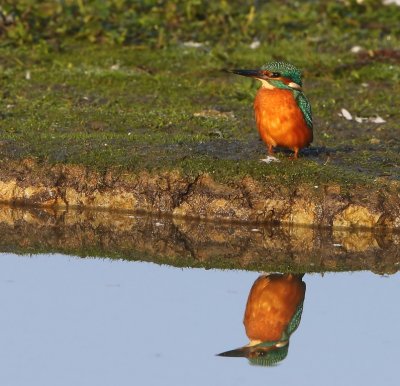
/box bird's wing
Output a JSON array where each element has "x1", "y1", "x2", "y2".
[
  {"x1": 286, "y1": 302, "x2": 305, "y2": 337},
  {"x1": 294, "y1": 91, "x2": 313, "y2": 130}
]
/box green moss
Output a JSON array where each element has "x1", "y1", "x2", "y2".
[
  {"x1": 0, "y1": 1, "x2": 399, "y2": 188},
  {"x1": 2, "y1": 0, "x2": 400, "y2": 49}
]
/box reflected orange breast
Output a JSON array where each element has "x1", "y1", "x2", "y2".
[
  {"x1": 244, "y1": 274, "x2": 306, "y2": 342},
  {"x1": 254, "y1": 88, "x2": 312, "y2": 151}
]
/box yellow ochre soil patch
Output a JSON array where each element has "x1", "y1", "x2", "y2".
[{"x1": 0, "y1": 159, "x2": 399, "y2": 230}]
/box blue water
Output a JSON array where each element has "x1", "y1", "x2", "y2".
[{"x1": 0, "y1": 253, "x2": 399, "y2": 386}]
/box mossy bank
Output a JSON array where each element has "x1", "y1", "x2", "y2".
[{"x1": 1, "y1": 2, "x2": 399, "y2": 228}]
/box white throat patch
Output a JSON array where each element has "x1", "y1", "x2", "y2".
[{"x1": 259, "y1": 79, "x2": 275, "y2": 89}]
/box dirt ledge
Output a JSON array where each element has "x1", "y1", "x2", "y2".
[{"x1": 0, "y1": 159, "x2": 399, "y2": 229}]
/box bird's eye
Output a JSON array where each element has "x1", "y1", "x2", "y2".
[{"x1": 270, "y1": 72, "x2": 280, "y2": 78}]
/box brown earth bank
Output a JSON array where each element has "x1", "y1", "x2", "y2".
[
  {"x1": 0, "y1": 205, "x2": 399, "y2": 274},
  {"x1": 0, "y1": 159, "x2": 399, "y2": 229}
]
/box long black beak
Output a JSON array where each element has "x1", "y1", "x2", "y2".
[
  {"x1": 227, "y1": 69, "x2": 264, "y2": 78},
  {"x1": 216, "y1": 346, "x2": 250, "y2": 358}
]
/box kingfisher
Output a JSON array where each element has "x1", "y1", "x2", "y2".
[
  {"x1": 229, "y1": 61, "x2": 313, "y2": 159},
  {"x1": 217, "y1": 273, "x2": 306, "y2": 366}
]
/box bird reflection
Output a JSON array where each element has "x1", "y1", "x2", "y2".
[{"x1": 218, "y1": 273, "x2": 306, "y2": 366}]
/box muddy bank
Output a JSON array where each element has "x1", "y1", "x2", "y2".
[
  {"x1": 0, "y1": 160, "x2": 399, "y2": 229},
  {"x1": 0, "y1": 205, "x2": 399, "y2": 274}
]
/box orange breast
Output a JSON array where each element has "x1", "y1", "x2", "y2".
[
  {"x1": 254, "y1": 88, "x2": 312, "y2": 150},
  {"x1": 243, "y1": 274, "x2": 306, "y2": 342}
]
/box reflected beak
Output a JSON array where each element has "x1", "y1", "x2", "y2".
[
  {"x1": 228, "y1": 69, "x2": 264, "y2": 79},
  {"x1": 216, "y1": 346, "x2": 250, "y2": 357}
]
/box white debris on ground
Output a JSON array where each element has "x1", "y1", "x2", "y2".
[
  {"x1": 368, "y1": 116, "x2": 386, "y2": 123},
  {"x1": 340, "y1": 108, "x2": 353, "y2": 120},
  {"x1": 182, "y1": 41, "x2": 204, "y2": 48},
  {"x1": 350, "y1": 45, "x2": 363, "y2": 53},
  {"x1": 355, "y1": 116, "x2": 386, "y2": 123},
  {"x1": 339, "y1": 108, "x2": 386, "y2": 124},
  {"x1": 260, "y1": 156, "x2": 280, "y2": 163},
  {"x1": 249, "y1": 39, "x2": 260, "y2": 49}
]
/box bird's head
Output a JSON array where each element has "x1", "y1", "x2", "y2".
[
  {"x1": 229, "y1": 61, "x2": 303, "y2": 90},
  {"x1": 217, "y1": 341, "x2": 289, "y2": 367}
]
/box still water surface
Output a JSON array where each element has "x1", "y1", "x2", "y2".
[{"x1": 1, "y1": 252, "x2": 399, "y2": 386}]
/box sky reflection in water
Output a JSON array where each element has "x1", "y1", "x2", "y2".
[{"x1": 0, "y1": 253, "x2": 399, "y2": 386}]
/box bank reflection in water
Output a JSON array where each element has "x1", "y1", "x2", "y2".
[{"x1": 218, "y1": 273, "x2": 306, "y2": 366}]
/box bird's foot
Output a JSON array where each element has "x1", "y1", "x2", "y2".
[
  {"x1": 289, "y1": 148, "x2": 299, "y2": 160},
  {"x1": 260, "y1": 156, "x2": 280, "y2": 163}
]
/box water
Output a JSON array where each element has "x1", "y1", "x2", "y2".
[{"x1": 1, "y1": 252, "x2": 399, "y2": 386}]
